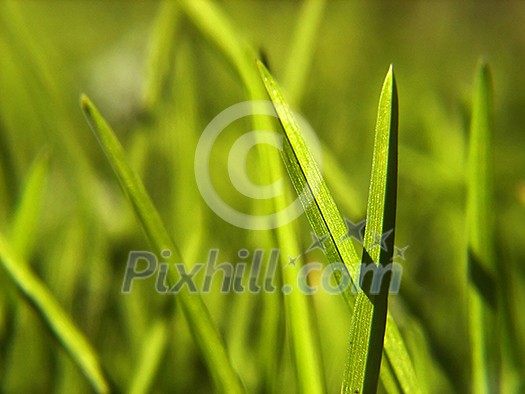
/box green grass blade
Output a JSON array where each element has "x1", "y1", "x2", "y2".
[
  {"x1": 362, "y1": 66, "x2": 398, "y2": 267},
  {"x1": 468, "y1": 62, "x2": 495, "y2": 282},
  {"x1": 176, "y1": 10, "x2": 361, "y2": 388},
  {"x1": 257, "y1": 60, "x2": 361, "y2": 284},
  {"x1": 267, "y1": 172, "x2": 327, "y2": 394},
  {"x1": 283, "y1": 0, "x2": 326, "y2": 103},
  {"x1": 179, "y1": 0, "x2": 256, "y2": 97},
  {"x1": 467, "y1": 61, "x2": 499, "y2": 393},
  {"x1": 379, "y1": 356, "x2": 403, "y2": 394},
  {"x1": 81, "y1": 95, "x2": 172, "y2": 254},
  {"x1": 383, "y1": 315, "x2": 422, "y2": 393},
  {"x1": 281, "y1": 0, "x2": 367, "y2": 223},
  {"x1": 9, "y1": 150, "x2": 49, "y2": 259},
  {"x1": 0, "y1": 233, "x2": 111, "y2": 394},
  {"x1": 142, "y1": 1, "x2": 180, "y2": 113},
  {"x1": 80, "y1": 95, "x2": 245, "y2": 394},
  {"x1": 253, "y1": 114, "x2": 326, "y2": 392},
  {"x1": 260, "y1": 4, "x2": 327, "y2": 389},
  {"x1": 342, "y1": 65, "x2": 398, "y2": 394},
  {"x1": 129, "y1": 318, "x2": 168, "y2": 394}
]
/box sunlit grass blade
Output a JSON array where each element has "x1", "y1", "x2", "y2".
[
  {"x1": 467, "y1": 61, "x2": 500, "y2": 393},
  {"x1": 281, "y1": 0, "x2": 365, "y2": 240},
  {"x1": 257, "y1": 60, "x2": 421, "y2": 394},
  {"x1": 257, "y1": 60, "x2": 361, "y2": 284},
  {"x1": 383, "y1": 315, "x2": 422, "y2": 393},
  {"x1": 80, "y1": 95, "x2": 245, "y2": 394},
  {"x1": 342, "y1": 65, "x2": 398, "y2": 394},
  {"x1": 379, "y1": 355, "x2": 402, "y2": 394},
  {"x1": 181, "y1": 0, "x2": 364, "y2": 220},
  {"x1": 0, "y1": 233, "x2": 111, "y2": 394},
  {"x1": 129, "y1": 318, "x2": 168, "y2": 394}
]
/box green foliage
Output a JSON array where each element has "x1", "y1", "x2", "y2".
[{"x1": 0, "y1": 2, "x2": 524, "y2": 393}]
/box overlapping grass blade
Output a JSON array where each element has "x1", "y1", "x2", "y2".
[
  {"x1": 342, "y1": 66, "x2": 398, "y2": 394},
  {"x1": 254, "y1": 109, "x2": 326, "y2": 392},
  {"x1": 121, "y1": 9, "x2": 189, "y2": 380},
  {"x1": 80, "y1": 95, "x2": 245, "y2": 394},
  {"x1": 257, "y1": 61, "x2": 421, "y2": 393},
  {"x1": 263, "y1": 3, "x2": 327, "y2": 391},
  {"x1": 180, "y1": 2, "x2": 326, "y2": 391},
  {"x1": 467, "y1": 61, "x2": 500, "y2": 393},
  {"x1": 263, "y1": 164, "x2": 327, "y2": 394},
  {"x1": 0, "y1": 234, "x2": 111, "y2": 394},
  {"x1": 383, "y1": 315, "x2": 422, "y2": 393},
  {"x1": 179, "y1": 3, "x2": 286, "y2": 389}
]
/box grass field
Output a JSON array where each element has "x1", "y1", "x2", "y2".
[{"x1": 1, "y1": 1, "x2": 524, "y2": 393}]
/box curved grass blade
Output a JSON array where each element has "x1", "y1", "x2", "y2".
[
  {"x1": 0, "y1": 233, "x2": 111, "y2": 394},
  {"x1": 342, "y1": 65, "x2": 398, "y2": 394},
  {"x1": 467, "y1": 61, "x2": 500, "y2": 393},
  {"x1": 80, "y1": 95, "x2": 245, "y2": 394}
]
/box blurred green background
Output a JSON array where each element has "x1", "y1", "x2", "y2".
[{"x1": 0, "y1": 1, "x2": 524, "y2": 393}]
